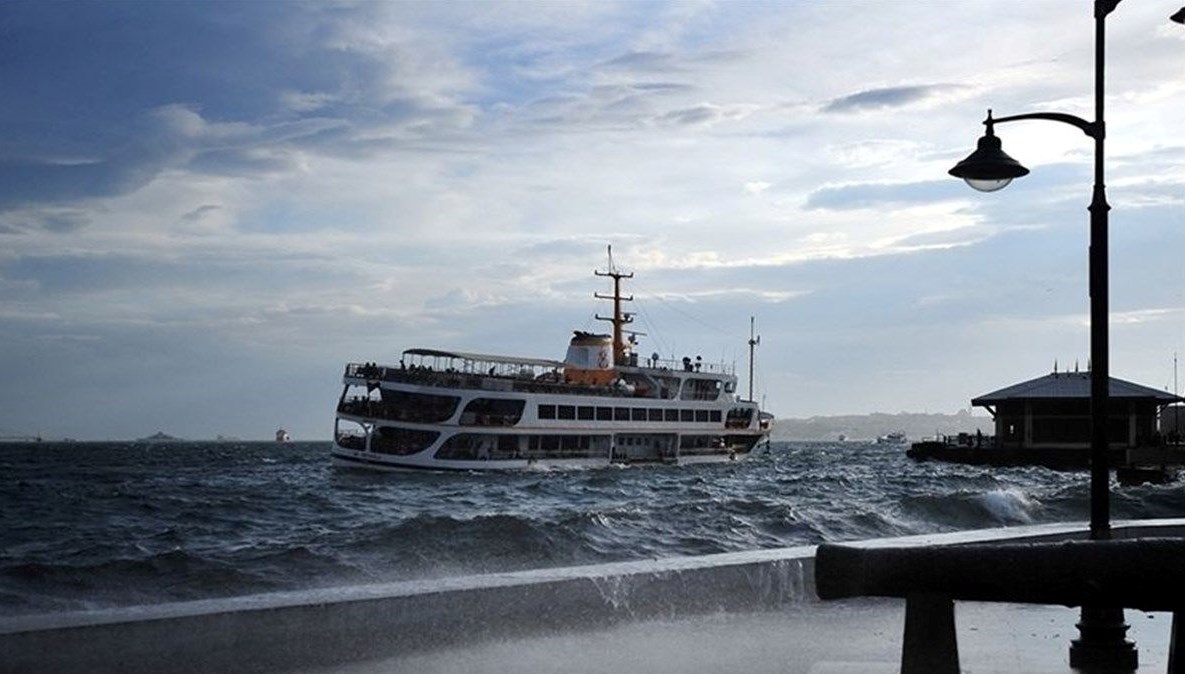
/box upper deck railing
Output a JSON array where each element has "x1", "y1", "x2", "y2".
[
  {"x1": 344, "y1": 362, "x2": 638, "y2": 399},
  {"x1": 644, "y1": 356, "x2": 732, "y2": 375},
  {"x1": 343, "y1": 361, "x2": 744, "y2": 402}
]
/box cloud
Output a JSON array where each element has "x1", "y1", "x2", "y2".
[
  {"x1": 0, "y1": 2, "x2": 480, "y2": 212},
  {"x1": 822, "y1": 84, "x2": 969, "y2": 113},
  {"x1": 181, "y1": 205, "x2": 221, "y2": 222},
  {"x1": 0, "y1": 208, "x2": 91, "y2": 234},
  {"x1": 605, "y1": 51, "x2": 684, "y2": 72},
  {"x1": 888, "y1": 225, "x2": 993, "y2": 251},
  {"x1": 804, "y1": 180, "x2": 963, "y2": 210},
  {"x1": 0, "y1": 105, "x2": 207, "y2": 211},
  {"x1": 656, "y1": 103, "x2": 758, "y2": 126}
]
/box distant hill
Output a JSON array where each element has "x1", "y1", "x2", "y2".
[
  {"x1": 770, "y1": 410, "x2": 993, "y2": 441},
  {"x1": 138, "y1": 431, "x2": 183, "y2": 442},
  {"x1": 0, "y1": 428, "x2": 43, "y2": 441}
]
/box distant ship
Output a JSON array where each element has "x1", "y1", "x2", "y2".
[
  {"x1": 138, "y1": 431, "x2": 182, "y2": 442},
  {"x1": 331, "y1": 251, "x2": 773, "y2": 472},
  {"x1": 876, "y1": 431, "x2": 907, "y2": 445},
  {"x1": 275, "y1": 429, "x2": 291, "y2": 442}
]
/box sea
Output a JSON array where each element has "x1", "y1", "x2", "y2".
[{"x1": 3, "y1": 440, "x2": 1184, "y2": 617}]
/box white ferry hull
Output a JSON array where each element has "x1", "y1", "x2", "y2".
[{"x1": 331, "y1": 261, "x2": 773, "y2": 473}]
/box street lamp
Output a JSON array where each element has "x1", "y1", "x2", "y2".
[
  {"x1": 949, "y1": 1, "x2": 1183, "y2": 670},
  {"x1": 948, "y1": 112, "x2": 1028, "y2": 192}
]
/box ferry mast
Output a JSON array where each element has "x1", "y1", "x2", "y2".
[
  {"x1": 594, "y1": 246, "x2": 633, "y2": 366},
  {"x1": 748, "y1": 316, "x2": 761, "y2": 402}
]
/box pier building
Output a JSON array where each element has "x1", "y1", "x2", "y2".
[{"x1": 971, "y1": 370, "x2": 1183, "y2": 450}]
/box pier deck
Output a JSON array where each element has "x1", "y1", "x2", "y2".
[
  {"x1": 319, "y1": 600, "x2": 1172, "y2": 674},
  {"x1": 4, "y1": 520, "x2": 1183, "y2": 674}
]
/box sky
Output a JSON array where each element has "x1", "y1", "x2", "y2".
[{"x1": 1, "y1": 1, "x2": 1183, "y2": 440}]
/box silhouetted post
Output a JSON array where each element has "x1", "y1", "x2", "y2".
[{"x1": 947, "y1": 1, "x2": 1185, "y2": 669}]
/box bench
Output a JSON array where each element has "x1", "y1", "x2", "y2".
[{"x1": 815, "y1": 538, "x2": 1185, "y2": 673}]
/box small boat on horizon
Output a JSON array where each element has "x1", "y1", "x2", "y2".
[{"x1": 331, "y1": 251, "x2": 773, "y2": 472}]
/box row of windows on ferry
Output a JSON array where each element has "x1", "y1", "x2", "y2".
[
  {"x1": 538, "y1": 404, "x2": 739, "y2": 424},
  {"x1": 337, "y1": 389, "x2": 754, "y2": 428}
]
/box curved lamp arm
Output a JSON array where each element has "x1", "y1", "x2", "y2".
[{"x1": 985, "y1": 110, "x2": 1102, "y2": 140}]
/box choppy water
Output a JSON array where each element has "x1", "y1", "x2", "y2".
[{"x1": 2, "y1": 440, "x2": 1183, "y2": 615}]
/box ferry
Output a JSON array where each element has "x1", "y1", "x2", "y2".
[{"x1": 331, "y1": 255, "x2": 774, "y2": 471}]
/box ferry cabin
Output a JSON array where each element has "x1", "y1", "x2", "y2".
[{"x1": 332, "y1": 349, "x2": 767, "y2": 471}]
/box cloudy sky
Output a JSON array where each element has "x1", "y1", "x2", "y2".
[{"x1": 2, "y1": 1, "x2": 1183, "y2": 440}]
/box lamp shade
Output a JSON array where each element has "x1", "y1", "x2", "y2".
[{"x1": 949, "y1": 131, "x2": 1029, "y2": 192}]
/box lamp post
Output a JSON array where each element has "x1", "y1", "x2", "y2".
[{"x1": 949, "y1": 2, "x2": 1184, "y2": 670}]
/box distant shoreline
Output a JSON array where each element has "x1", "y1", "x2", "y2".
[{"x1": 770, "y1": 410, "x2": 993, "y2": 441}]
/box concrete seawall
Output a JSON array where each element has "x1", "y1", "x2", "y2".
[{"x1": 4, "y1": 519, "x2": 1183, "y2": 674}]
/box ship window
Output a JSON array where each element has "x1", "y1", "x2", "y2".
[
  {"x1": 679, "y1": 435, "x2": 731, "y2": 455},
  {"x1": 680, "y1": 378, "x2": 722, "y2": 402},
  {"x1": 726, "y1": 407, "x2": 755, "y2": 429},
  {"x1": 710, "y1": 410, "x2": 722, "y2": 423},
  {"x1": 596, "y1": 407, "x2": 613, "y2": 421},
  {"x1": 558, "y1": 405, "x2": 576, "y2": 420},
  {"x1": 578, "y1": 406, "x2": 594, "y2": 420},
  {"x1": 460, "y1": 398, "x2": 525, "y2": 426},
  {"x1": 648, "y1": 408, "x2": 663, "y2": 421},
  {"x1": 521, "y1": 433, "x2": 610, "y2": 459},
  {"x1": 695, "y1": 410, "x2": 709, "y2": 422},
  {"x1": 434, "y1": 433, "x2": 522, "y2": 460},
  {"x1": 559, "y1": 435, "x2": 592, "y2": 451},
  {"x1": 614, "y1": 407, "x2": 630, "y2": 421},
  {"x1": 538, "y1": 405, "x2": 556, "y2": 420},
  {"x1": 680, "y1": 409, "x2": 694, "y2": 422},
  {"x1": 335, "y1": 419, "x2": 368, "y2": 451},
  {"x1": 632, "y1": 408, "x2": 648, "y2": 421},
  {"x1": 371, "y1": 427, "x2": 440, "y2": 456},
  {"x1": 665, "y1": 409, "x2": 679, "y2": 421},
  {"x1": 372, "y1": 390, "x2": 460, "y2": 423}
]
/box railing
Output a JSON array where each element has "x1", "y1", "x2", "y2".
[
  {"x1": 344, "y1": 363, "x2": 640, "y2": 399},
  {"x1": 816, "y1": 538, "x2": 1185, "y2": 673},
  {"x1": 648, "y1": 356, "x2": 731, "y2": 375}
]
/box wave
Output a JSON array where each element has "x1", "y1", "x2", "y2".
[
  {"x1": 3, "y1": 440, "x2": 1182, "y2": 615},
  {"x1": 900, "y1": 487, "x2": 1040, "y2": 529}
]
